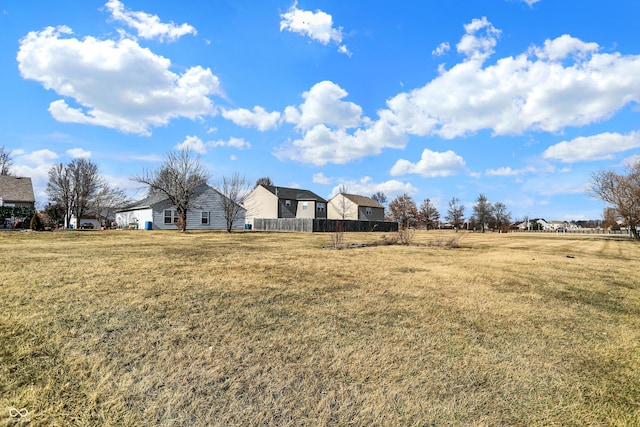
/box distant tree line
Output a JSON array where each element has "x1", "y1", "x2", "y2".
[{"x1": 383, "y1": 192, "x2": 512, "y2": 232}]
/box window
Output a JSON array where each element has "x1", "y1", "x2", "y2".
[
  {"x1": 201, "y1": 211, "x2": 209, "y2": 225},
  {"x1": 164, "y1": 209, "x2": 173, "y2": 224},
  {"x1": 302, "y1": 202, "x2": 309, "y2": 210},
  {"x1": 285, "y1": 200, "x2": 291, "y2": 207},
  {"x1": 317, "y1": 203, "x2": 326, "y2": 212},
  {"x1": 366, "y1": 207, "x2": 373, "y2": 215}
]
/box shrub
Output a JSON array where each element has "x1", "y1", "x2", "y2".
[{"x1": 30, "y1": 212, "x2": 44, "y2": 231}]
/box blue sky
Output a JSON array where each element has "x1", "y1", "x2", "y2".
[{"x1": 2, "y1": 0, "x2": 640, "y2": 221}]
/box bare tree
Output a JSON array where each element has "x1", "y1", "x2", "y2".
[
  {"x1": 445, "y1": 197, "x2": 465, "y2": 231},
  {"x1": 371, "y1": 190, "x2": 387, "y2": 206},
  {"x1": 0, "y1": 145, "x2": 13, "y2": 176},
  {"x1": 69, "y1": 158, "x2": 101, "y2": 229},
  {"x1": 92, "y1": 183, "x2": 131, "y2": 228},
  {"x1": 331, "y1": 184, "x2": 354, "y2": 220},
  {"x1": 46, "y1": 159, "x2": 102, "y2": 228},
  {"x1": 215, "y1": 173, "x2": 251, "y2": 232},
  {"x1": 417, "y1": 198, "x2": 440, "y2": 230},
  {"x1": 491, "y1": 201, "x2": 512, "y2": 231},
  {"x1": 589, "y1": 161, "x2": 640, "y2": 239},
  {"x1": 46, "y1": 163, "x2": 74, "y2": 227},
  {"x1": 472, "y1": 194, "x2": 492, "y2": 232},
  {"x1": 255, "y1": 177, "x2": 273, "y2": 187},
  {"x1": 388, "y1": 193, "x2": 418, "y2": 229},
  {"x1": 132, "y1": 148, "x2": 209, "y2": 232}
]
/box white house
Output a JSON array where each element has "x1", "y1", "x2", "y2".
[{"x1": 115, "y1": 184, "x2": 245, "y2": 230}]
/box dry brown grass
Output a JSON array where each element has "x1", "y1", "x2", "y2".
[{"x1": 1, "y1": 229, "x2": 639, "y2": 426}]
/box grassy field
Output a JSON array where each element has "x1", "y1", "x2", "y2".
[{"x1": 0, "y1": 229, "x2": 639, "y2": 426}]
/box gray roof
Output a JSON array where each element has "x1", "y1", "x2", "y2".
[
  {"x1": 0, "y1": 176, "x2": 35, "y2": 203},
  {"x1": 118, "y1": 183, "x2": 211, "y2": 212},
  {"x1": 261, "y1": 185, "x2": 327, "y2": 203},
  {"x1": 340, "y1": 193, "x2": 384, "y2": 209}
]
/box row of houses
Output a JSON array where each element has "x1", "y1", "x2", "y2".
[
  {"x1": 114, "y1": 183, "x2": 385, "y2": 231},
  {"x1": 0, "y1": 175, "x2": 612, "y2": 233}
]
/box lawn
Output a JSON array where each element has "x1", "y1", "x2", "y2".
[{"x1": 1, "y1": 230, "x2": 639, "y2": 426}]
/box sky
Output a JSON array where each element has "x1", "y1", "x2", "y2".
[{"x1": 2, "y1": 0, "x2": 640, "y2": 222}]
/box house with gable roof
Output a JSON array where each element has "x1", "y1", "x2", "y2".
[
  {"x1": 115, "y1": 183, "x2": 245, "y2": 230},
  {"x1": 243, "y1": 184, "x2": 327, "y2": 226},
  {"x1": 327, "y1": 193, "x2": 385, "y2": 221},
  {"x1": 0, "y1": 176, "x2": 35, "y2": 227}
]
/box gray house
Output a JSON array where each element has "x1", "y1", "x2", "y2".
[
  {"x1": 115, "y1": 184, "x2": 245, "y2": 230},
  {"x1": 244, "y1": 184, "x2": 327, "y2": 226}
]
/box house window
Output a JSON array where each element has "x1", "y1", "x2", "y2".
[
  {"x1": 317, "y1": 203, "x2": 325, "y2": 212},
  {"x1": 202, "y1": 211, "x2": 209, "y2": 225},
  {"x1": 164, "y1": 209, "x2": 173, "y2": 224},
  {"x1": 285, "y1": 200, "x2": 291, "y2": 207},
  {"x1": 366, "y1": 207, "x2": 373, "y2": 215},
  {"x1": 302, "y1": 202, "x2": 309, "y2": 210}
]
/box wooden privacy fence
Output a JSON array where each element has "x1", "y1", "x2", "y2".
[{"x1": 252, "y1": 218, "x2": 398, "y2": 233}]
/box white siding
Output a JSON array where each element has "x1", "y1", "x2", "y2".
[{"x1": 116, "y1": 185, "x2": 245, "y2": 231}]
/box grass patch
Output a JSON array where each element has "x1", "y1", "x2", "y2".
[{"x1": 1, "y1": 230, "x2": 639, "y2": 426}]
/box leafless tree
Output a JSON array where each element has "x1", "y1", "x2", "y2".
[
  {"x1": 472, "y1": 194, "x2": 492, "y2": 232},
  {"x1": 388, "y1": 193, "x2": 418, "y2": 229},
  {"x1": 46, "y1": 163, "x2": 74, "y2": 227},
  {"x1": 132, "y1": 148, "x2": 209, "y2": 232},
  {"x1": 215, "y1": 172, "x2": 251, "y2": 232},
  {"x1": 589, "y1": 161, "x2": 640, "y2": 239},
  {"x1": 69, "y1": 158, "x2": 101, "y2": 229},
  {"x1": 445, "y1": 197, "x2": 465, "y2": 231},
  {"x1": 331, "y1": 184, "x2": 354, "y2": 220},
  {"x1": 491, "y1": 202, "x2": 511, "y2": 231},
  {"x1": 370, "y1": 190, "x2": 387, "y2": 206},
  {"x1": 46, "y1": 159, "x2": 102, "y2": 228},
  {"x1": 92, "y1": 183, "x2": 132, "y2": 228},
  {"x1": 417, "y1": 198, "x2": 440, "y2": 230},
  {"x1": 255, "y1": 177, "x2": 273, "y2": 187},
  {"x1": 0, "y1": 145, "x2": 14, "y2": 176}
]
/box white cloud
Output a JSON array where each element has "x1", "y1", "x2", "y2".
[
  {"x1": 486, "y1": 165, "x2": 536, "y2": 176},
  {"x1": 522, "y1": 0, "x2": 541, "y2": 6},
  {"x1": 623, "y1": 154, "x2": 640, "y2": 167},
  {"x1": 390, "y1": 149, "x2": 466, "y2": 177},
  {"x1": 175, "y1": 135, "x2": 251, "y2": 153},
  {"x1": 543, "y1": 131, "x2": 640, "y2": 163},
  {"x1": 105, "y1": 0, "x2": 196, "y2": 42},
  {"x1": 66, "y1": 148, "x2": 92, "y2": 158},
  {"x1": 275, "y1": 119, "x2": 406, "y2": 165},
  {"x1": 312, "y1": 172, "x2": 332, "y2": 185},
  {"x1": 18, "y1": 26, "x2": 221, "y2": 135},
  {"x1": 280, "y1": 1, "x2": 350, "y2": 56},
  {"x1": 21, "y1": 149, "x2": 58, "y2": 165},
  {"x1": 531, "y1": 34, "x2": 599, "y2": 61},
  {"x1": 378, "y1": 18, "x2": 640, "y2": 140},
  {"x1": 432, "y1": 42, "x2": 450, "y2": 57},
  {"x1": 175, "y1": 135, "x2": 209, "y2": 154},
  {"x1": 456, "y1": 17, "x2": 501, "y2": 60},
  {"x1": 210, "y1": 137, "x2": 251, "y2": 150},
  {"x1": 284, "y1": 80, "x2": 362, "y2": 130},
  {"x1": 329, "y1": 176, "x2": 417, "y2": 200},
  {"x1": 222, "y1": 106, "x2": 281, "y2": 131}
]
